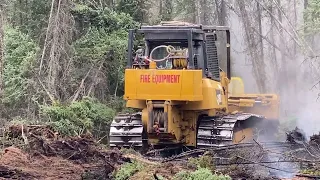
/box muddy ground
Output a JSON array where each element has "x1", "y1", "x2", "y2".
[{"x1": 0, "y1": 125, "x2": 319, "y2": 180}]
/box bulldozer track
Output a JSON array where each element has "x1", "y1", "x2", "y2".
[
  {"x1": 110, "y1": 112, "x2": 273, "y2": 150},
  {"x1": 196, "y1": 113, "x2": 265, "y2": 147},
  {"x1": 109, "y1": 112, "x2": 144, "y2": 148}
]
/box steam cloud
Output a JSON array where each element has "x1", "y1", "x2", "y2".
[{"x1": 295, "y1": 89, "x2": 320, "y2": 139}]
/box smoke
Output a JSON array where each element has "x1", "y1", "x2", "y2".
[
  {"x1": 294, "y1": 88, "x2": 320, "y2": 139},
  {"x1": 225, "y1": 0, "x2": 320, "y2": 139},
  {"x1": 279, "y1": 55, "x2": 320, "y2": 139}
]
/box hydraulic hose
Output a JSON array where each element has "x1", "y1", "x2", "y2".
[{"x1": 149, "y1": 45, "x2": 175, "y2": 62}]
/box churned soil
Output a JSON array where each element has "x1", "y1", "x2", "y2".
[{"x1": 0, "y1": 125, "x2": 129, "y2": 180}]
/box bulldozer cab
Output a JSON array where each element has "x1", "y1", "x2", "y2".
[{"x1": 126, "y1": 21, "x2": 231, "y2": 81}]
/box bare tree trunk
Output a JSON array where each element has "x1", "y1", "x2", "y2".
[
  {"x1": 215, "y1": 0, "x2": 227, "y2": 26},
  {"x1": 256, "y1": 2, "x2": 264, "y2": 60},
  {"x1": 200, "y1": 0, "x2": 209, "y2": 24},
  {"x1": 25, "y1": 0, "x2": 29, "y2": 27},
  {"x1": 276, "y1": 0, "x2": 288, "y2": 93},
  {"x1": 39, "y1": 0, "x2": 55, "y2": 76},
  {"x1": 303, "y1": 0, "x2": 314, "y2": 48},
  {"x1": 237, "y1": 1, "x2": 267, "y2": 93},
  {"x1": 220, "y1": 0, "x2": 227, "y2": 26},
  {"x1": 304, "y1": 0, "x2": 308, "y2": 11},
  {"x1": 293, "y1": 0, "x2": 297, "y2": 56},
  {"x1": 188, "y1": 1, "x2": 195, "y2": 23},
  {"x1": 0, "y1": 4, "x2": 4, "y2": 98},
  {"x1": 48, "y1": 0, "x2": 62, "y2": 99},
  {"x1": 195, "y1": 1, "x2": 201, "y2": 24},
  {"x1": 292, "y1": 0, "x2": 298, "y2": 97},
  {"x1": 38, "y1": 0, "x2": 75, "y2": 103},
  {"x1": 19, "y1": 0, "x2": 23, "y2": 26},
  {"x1": 269, "y1": 5, "x2": 279, "y2": 92},
  {"x1": 159, "y1": 0, "x2": 162, "y2": 18}
]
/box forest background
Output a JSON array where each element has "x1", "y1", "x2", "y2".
[{"x1": 0, "y1": 0, "x2": 319, "y2": 142}]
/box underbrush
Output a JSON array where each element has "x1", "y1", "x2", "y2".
[
  {"x1": 181, "y1": 153, "x2": 231, "y2": 180},
  {"x1": 187, "y1": 152, "x2": 215, "y2": 171},
  {"x1": 173, "y1": 168, "x2": 231, "y2": 180},
  {"x1": 40, "y1": 97, "x2": 116, "y2": 141},
  {"x1": 119, "y1": 147, "x2": 140, "y2": 155},
  {"x1": 0, "y1": 96, "x2": 137, "y2": 150},
  {"x1": 300, "y1": 168, "x2": 320, "y2": 176},
  {"x1": 113, "y1": 160, "x2": 144, "y2": 180},
  {"x1": 111, "y1": 150, "x2": 231, "y2": 180}
]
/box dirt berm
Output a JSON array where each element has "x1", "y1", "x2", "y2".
[{"x1": 0, "y1": 125, "x2": 129, "y2": 180}]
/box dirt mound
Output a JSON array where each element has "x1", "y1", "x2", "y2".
[
  {"x1": 0, "y1": 146, "x2": 84, "y2": 179},
  {"x1": 0, "y1": 124, "x2": 129, "y2": 179}
]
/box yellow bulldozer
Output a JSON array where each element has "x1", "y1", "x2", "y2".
[{"x1": 109, "y1": 21, "x2": 279, "y2": 149}]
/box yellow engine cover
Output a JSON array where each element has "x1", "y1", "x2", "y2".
[
  {"x1": 124, "y1": 69, "x2": 203, "y2": 101},
  {"x1": 228, "y1": 77, "x2": 245, "y2": 96}
]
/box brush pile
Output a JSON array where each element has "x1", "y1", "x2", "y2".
[
  {"x1": 309, "y1": 133, "x2": 320, "y2": 146},
  {"x1": 0, "y1": 124, "x2": 129, "y2": 179},
  {"x1": 286, "y1": 127, "x2": 307, "y2": 144}
]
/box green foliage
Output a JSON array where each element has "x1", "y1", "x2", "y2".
[
  {"x1": 2, "y1": 0, "x2": 142, "y2": 121},
  {"x1": 73, "y1": 28, "x2": 128, "y2": 96},
  {"x1": 72, "y1": 4, "x2": 139, "y2": 98},
  {"x1": 173, "y1": 168, "x2": 231, "y2": 180},
  {"x1": 187, "y1": 154, "x2": 215, "y2": 171},
  {"x1": 173, "y1": 0, "x2": 196, "y2": 22},
  {"x1": 156, "y1": 175, "x2": 166, "y2": 180},
  {"x1": 106, "y1": 96, "x2": 136, "y2": 113},
  {"x1": 74, "y1": 28, "x2": 128, "y2": 64},
  {"x1": 161, "y1": 0, "x2": 174, "y2": 21},
  {"x1": 9, "y1": 117, "x2": 42, "y2": 126},
  {"x1": 81, "y1": 171, "x2": 105, "y2": 180},
  {"x1": 41, "y1": 97, "x2": 115, "y2": 137},
  {"x1": 300, "y1": 168, "x2": 320, "y2": 176},
  {"x1": 179, "y1": 154, "x2": 229, "y2": 180},
  {"x1": 304, "y1": 0, "x2": 320, "y2": 35},
  {"x1": 71, "y1": 3, "x2": 140, "y2": 98},
  {"x1": 6, "y1": 0, "x2": 51, "y2": 38},
  {"x1": 116, "y1": 0, "x2": 151, "y2": 23},
  {"x1": 72, "y1": 4, "x2": 139, "y2": 34},
  {"x1": 119, "y1": 147, "x2": 140, "y2": 155},
  {"x1": 3, "y1": 26, "x2": 39, "y2": 107},
  {"x1": 114, "y1": 161, "x2": 144, "y2": 180}
]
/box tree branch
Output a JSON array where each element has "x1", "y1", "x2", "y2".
[
  {"x1": 36, "y1": 76, "x2": 55, "y2": 104},
  {"x1": 39, "y1": 0, "x2": 55, "y2": 75},
  {"x1": 71, "y1": 65, "x2": 93, "y2": 103},
  {"x1": 255, "y1": 0, "x2": 316, "y2": 58}
]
